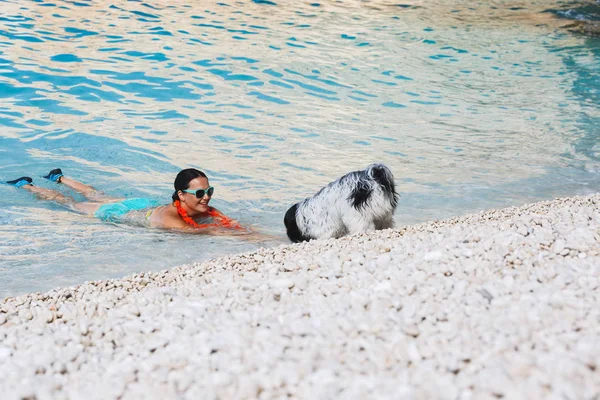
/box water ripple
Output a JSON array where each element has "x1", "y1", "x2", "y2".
[{"x1": 0, "y1": 0, "x2": 599, "y2": 296}]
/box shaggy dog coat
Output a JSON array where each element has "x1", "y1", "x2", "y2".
[{"x1": 284, "y1": 164, "x2": 399, "y2": 242}]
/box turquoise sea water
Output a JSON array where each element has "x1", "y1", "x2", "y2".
[{"x1": 0, "y1": 0, "x2": 599, "y2": 297}]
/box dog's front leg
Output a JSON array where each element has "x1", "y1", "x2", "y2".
[{"x1": 342, "y1": 210, "x2": 376, "y2": 236}]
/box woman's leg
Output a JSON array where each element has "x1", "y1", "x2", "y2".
[
  {"x1": 22, "y1": 185, "x2": 103, "y2": 215},
  {"x1": 59, "y1": 176, "x2": 105, "y2": 199},
  {"x1": 43, "y1": 168, "x2": 120, "y2": 202}
]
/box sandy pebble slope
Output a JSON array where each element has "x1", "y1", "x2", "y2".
[{"x1": 1, "y1": 194, "x2": 599, "y2": 399}]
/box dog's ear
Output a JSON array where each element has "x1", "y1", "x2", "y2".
[{"x1": 349, "y1": 181, "x2": 372, "y2": 210}]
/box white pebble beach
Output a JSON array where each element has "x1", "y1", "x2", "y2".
[{"x1": 1, "y1": 193, "x2": 599, "y2": 399}]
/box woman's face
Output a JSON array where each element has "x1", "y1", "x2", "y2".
[{"x1": 181, "y1": 176, "x2": 212, "y2": 213}]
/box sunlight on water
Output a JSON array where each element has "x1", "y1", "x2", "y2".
[{"x1": 0, "y1": 0, "x2": 599, "y2": 296}]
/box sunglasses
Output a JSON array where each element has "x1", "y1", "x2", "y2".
[{"x1": 182, "y1": 186, "x2": 214, "y2": 198}]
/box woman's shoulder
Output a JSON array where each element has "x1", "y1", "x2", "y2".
[{"x1": 150, "y1": 204, "x2": 187, "y2": 229}]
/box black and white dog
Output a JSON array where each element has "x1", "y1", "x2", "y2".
[{"x1": 284, "y1": 163, "x2": 399, "y2": 242}]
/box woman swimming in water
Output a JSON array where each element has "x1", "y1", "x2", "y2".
[{"x1": 6, "y1": 168, "x2": 270, "y2": 237}]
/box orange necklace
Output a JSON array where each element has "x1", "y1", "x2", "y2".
[{"x1": 174, "y1": 200, "x2": 244, "y2": 230}]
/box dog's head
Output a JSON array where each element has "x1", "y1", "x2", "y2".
[{"x1": 365, "y1": 163, "x2": 399, "y2": 207}]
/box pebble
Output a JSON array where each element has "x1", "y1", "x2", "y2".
[
  {"x1": 0, "y1": 347, "x2": 12, "y2": 359},
  {"x1": 270, "y1": 279, "x2": 295, "y2": 290}
]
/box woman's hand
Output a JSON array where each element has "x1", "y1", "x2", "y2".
[{"x1": 237, "y1": 230, "x2": 286, "y2": 243}]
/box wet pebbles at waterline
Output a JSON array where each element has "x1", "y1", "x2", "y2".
[{"x1": 1, "y1": 194, "x2": 599, "y2": 399}]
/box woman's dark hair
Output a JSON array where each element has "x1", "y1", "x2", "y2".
[{"x1": 172, "y1": 168, "x2": 207, "y2": 201}]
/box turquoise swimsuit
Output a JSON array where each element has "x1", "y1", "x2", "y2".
[{"x1": 94, "y1": 198, "x2": 162, "y2": 222}]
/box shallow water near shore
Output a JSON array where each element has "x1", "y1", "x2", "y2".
[{"x1": 0, "y1": 0, "x2": 599, "y2": 297}]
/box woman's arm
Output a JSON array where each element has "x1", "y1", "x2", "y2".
[
  {"x1": 210, "y1": 207, "x2": 287, "y2": 242},
  {"x1": 159, "y1": 207, "x2": 286, "y2": 242},
  {"x1": 209, "y1": 207, "x2": 245, "y2": 229},
  {"x1": 172, "y1": 225, "x2": 286, "y2": 243}
]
